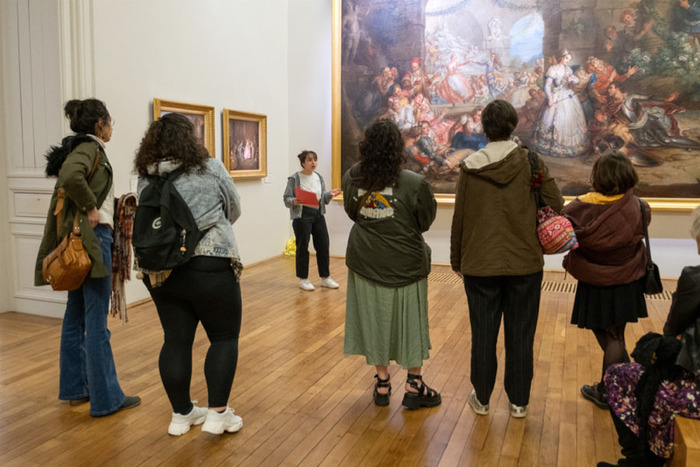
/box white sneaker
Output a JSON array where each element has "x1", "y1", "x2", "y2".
[
  {"x1": 299, "y1": 279, "x2": 315, "y2": 291},
  {"x1": 201, "y1": 407, "x2": 243, "y2": 434},
  {"x1": 320, "y1": 277, "x2": 339, "y2": 289},
  {"x1": 168, "y1": 403, "x2": 208, "y2": 436},
  {"x1": 509, "y1": 403, "x2": 528, "y2": 418},
  {"x1": 468, "y1": 390, "x2": 489, "y2": 415}
]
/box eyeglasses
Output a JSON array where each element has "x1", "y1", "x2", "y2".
[{"x1": 110, "y1": 118, "x2": 116, "y2": 128}]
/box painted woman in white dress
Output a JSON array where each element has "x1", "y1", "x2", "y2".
[{"x1": 533, "y1": 50, "x2": 589, "y2": 157}]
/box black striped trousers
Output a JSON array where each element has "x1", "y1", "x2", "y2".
[{"x1": 462, "y1": 271, "x2": 543, "y2": 407}]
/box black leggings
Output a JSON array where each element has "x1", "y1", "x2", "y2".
[
  {"x1": 593, "y1": 325, "x2": 630, "y2": 390},
  {"x1": 145, "y1": 256, "x2": 242, "y2": 414}
]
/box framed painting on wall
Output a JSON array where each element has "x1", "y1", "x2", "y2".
[
  {"x1": 153, "y1": 99, "x2": 215, "y2": 158},
  {"x1": 222, "y1": 109, "x2": 267, "y2": 179},
  {"x1": 332, "y1": 0, "x2": 700, "y2": 209}
]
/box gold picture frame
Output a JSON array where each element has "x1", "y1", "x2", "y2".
[
  {"x1": 153, "y1": 98, "x2": 215, "y2": 158},
  {"x1": 331, "y1": 0, "x2": 700, "y2": 211},
  {"x1": 222, "y1": 109, "x2": 267, "y2": 179}
]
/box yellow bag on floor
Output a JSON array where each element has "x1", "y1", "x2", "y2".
[{"x1": 284, "y1": 237, "x2": 296, "y2": 256}]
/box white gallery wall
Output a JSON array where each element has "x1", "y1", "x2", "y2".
[
  {"x1": 90, "y1": 0, "x2": 293, "y2": 307},
  {"x1": 0, "y1": 0, "x2": 697, "y2": 318}
]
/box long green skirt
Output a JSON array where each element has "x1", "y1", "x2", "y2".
[{"x1": 343, "y1": 270, "x2": 431, "y2": 369}]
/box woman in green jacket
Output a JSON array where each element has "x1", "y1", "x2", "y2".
[
  {"x1": 35, "y1": 99, "x2": 139, "y2": 417},
  {"x1": 342, "y1": 119, "x2": 441, "y2": 410}
]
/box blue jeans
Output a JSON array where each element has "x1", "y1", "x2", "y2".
[{"x1": 59, "y1": 225, "x2": 125, "y2": 416}]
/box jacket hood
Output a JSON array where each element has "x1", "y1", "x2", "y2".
[
  {"x1": 147, "y1": 159, "x2": 183, "y2": 176},
  {"x1": 460, "y1": 141, "x2": 524, "y2": 186},
  {"x1": 566, "y1": 190, "x2": 641, "y2": 251},
  {"x1": 44, "y1": 134, "x2": 97, "y2": 177}
]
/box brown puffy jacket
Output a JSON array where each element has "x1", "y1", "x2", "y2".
[{"x1": 562, "y1": 190, "x2": 650, "y2": 286}]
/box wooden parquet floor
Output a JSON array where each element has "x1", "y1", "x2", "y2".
[{"x1": 0, "y1": 256, "x2": 676, "y2": 466}]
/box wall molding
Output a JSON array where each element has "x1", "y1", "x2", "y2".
[{"x1": 59, "y1": 0, "x2": 95, "y2": 101}]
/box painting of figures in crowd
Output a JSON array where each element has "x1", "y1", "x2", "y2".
[
  {"x1": 334, "y1": 0, "x2": 700, "y2": 205},
  {"x1": 223, "y1": 109, "x2": 267, "y2": 179},
  {"x1": 152, "y1": 99, "x2": 215, "y2": 158}
]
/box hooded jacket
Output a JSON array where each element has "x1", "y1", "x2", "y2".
[
  {"x1": 283, "y1": 171, "x2": 333, "y2": 219},
  {"x1": 450, "y1": 141, "x2": 564, "y2": 276},
  {"x1": 342, "y1": 165, "x2": 436, "y2": 287},
  {"x1": 562, "y1": 190, "x2": 649, "y2": 286},
  {"x1": 34, "y1": 135, "x2": 113, "y2": 286}
]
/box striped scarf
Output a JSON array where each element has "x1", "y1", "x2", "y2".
[{"x1": 111, "y1": 192, "x2": 137, "y2": 323}]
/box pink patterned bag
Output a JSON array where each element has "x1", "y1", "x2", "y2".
[
  {"x1": 528, "y1": 150, "x2": 579, "y2": 255},
  {"x1": 536, "y1": 206, "x2": 578, "y2": 254}
]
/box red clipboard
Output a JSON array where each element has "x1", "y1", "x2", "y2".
[{"x1": 295, "y1": 186, "x2": 319, "y2": 208}]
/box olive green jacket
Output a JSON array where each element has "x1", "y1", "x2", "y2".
[
  {"x1": 450, "y1": 142, "x2": 564, "y2": 277},
  {"x1": 34, "y1": 141, "x2": 113, "y2": 286}
]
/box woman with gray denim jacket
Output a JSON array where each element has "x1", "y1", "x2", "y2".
[
  {"x1": 134, "y1": 113, "x2": 244, "y2": 437},
  {"x1": 283, "y1": 150, "x2": 341, "y2": 291}
]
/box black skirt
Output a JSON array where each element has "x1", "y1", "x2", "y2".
[{"x1": 571, "y1": 279, "x2": 648, "y2": 330}]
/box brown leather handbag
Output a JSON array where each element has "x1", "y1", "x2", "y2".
[{"x1": 42, "y1": 152, "x2": 100, "y2": 291}]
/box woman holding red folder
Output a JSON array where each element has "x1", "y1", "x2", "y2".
[{"x1": 283, "y1": 150, "x2": 341, "y2": 291}]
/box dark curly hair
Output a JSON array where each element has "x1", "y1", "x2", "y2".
[
  {"x1": 357, "y1": 119, "x2": 405, "y2": 190},
  {"x1": 134, "y1": 113, "x2": 209, "y2": 177},
  {"x1": 591, "y1": 149, "x2": 638, "y2": 196},
  {"x1": 64, "y1": 98, "x2": 110, "y2": 135}
]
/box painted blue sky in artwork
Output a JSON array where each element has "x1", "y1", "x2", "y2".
[{"x1": 509, "y1": 13, "x2": 544, "y2": 63}]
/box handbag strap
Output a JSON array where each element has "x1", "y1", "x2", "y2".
[
  {"x1": 53, "y1": 148, "x2": 102, "y2": 236},
  {"x1": 639, "y1": 197, "x2": 652, "y2": 265},
  {"x1": 526, "y1": 150, "x2": 545, "y2": 208}
]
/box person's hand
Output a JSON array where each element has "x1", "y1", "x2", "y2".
[
  {"x1": 595, "y1": 111, "x2": 606, "y2": 122},
  {"x1": 330, "y1": 189, "x2": 342, "y2": 197},
  {"x1": 293, "y1": 198, "x2": 302, "y2": 205},
  {"x1": 666, "y1": 91, "x2": 679, "y2": 102},
  {"x1": 627, "y1": 66, "x2": 638, "y2": 76},
  {"x1": 452, "y1": 268, "x2": 462, "y2": 279},
  {"x1": 87, "y1": 207, "x2": 100, "y2": 228}
]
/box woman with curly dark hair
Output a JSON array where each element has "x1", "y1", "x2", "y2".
[
  {"x1": 342, "y1": 119, "x2": 440, "y2": 410},
  {"x1": 134, "y1": 113, "x2": 244, "y2": 437}
]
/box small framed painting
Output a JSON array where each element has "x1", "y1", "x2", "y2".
[
  {"x1": 223, "y1": 109, "x2": 267, "y2": 179},
  {"x1": 153, "y1": 98, "x2": 215, "y2": 158}
]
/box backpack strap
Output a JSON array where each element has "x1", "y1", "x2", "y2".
[{"x1": 526, "y1": 149, "x2": 545, "y2": 209}]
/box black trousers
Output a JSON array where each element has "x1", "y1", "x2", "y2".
[
  {"x1": 145, "y1": 256, "x2": 242, "y2": 413},
  {"x1": 463, "y1": 271, "x2": 543, "y2": 407},
  {"x1": 292, "y1": 207, "x2": 330, "y2": 279}
]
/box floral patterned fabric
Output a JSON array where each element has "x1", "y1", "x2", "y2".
[{"x1": 604, "y1": 362, "x2": 700, "y2": 458}]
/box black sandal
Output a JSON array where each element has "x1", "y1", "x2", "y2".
[
  {"x1": 373, "y1": 374, "x2": 391, "y2": 406},
  {"x1": 401, "y1": 374, "x2": 441, "y2": 410}
]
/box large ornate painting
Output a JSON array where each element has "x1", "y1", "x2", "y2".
[{"x1": 332, "y1": 0, "x2": 700, "y2": 209}]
